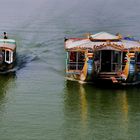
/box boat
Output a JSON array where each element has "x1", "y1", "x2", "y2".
[
  {"x1": 0, "y1": 39, "x2": 16, "y2": 73},
  {"x1": 64, "y1": 32, "x2": 140, "y2": 85}
]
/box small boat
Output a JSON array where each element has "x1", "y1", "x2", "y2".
[
  {"x1": 64, "y1": 32, "x2": 140, "y2": 85},
  {"x1": 0, "y1": 39, "x2": 16, "y2": 72}
]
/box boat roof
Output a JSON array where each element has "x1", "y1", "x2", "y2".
[
  {"x1": 65, "y1": 32, "x2": 140, "y2": 51},
  {"x1": 0, "y1": 39, "x2": 16, "y2": 50},
  {"x1": 90, "y1": 32, "x2": 120, "y2": 40}
]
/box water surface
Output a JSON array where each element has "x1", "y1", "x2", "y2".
[{"x1": 0, "y1": 0, "x2": 140, "y2": 139}]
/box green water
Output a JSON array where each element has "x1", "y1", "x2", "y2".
[{"x1": 0, "y1": 0, "x2": 140, "y2": 139}]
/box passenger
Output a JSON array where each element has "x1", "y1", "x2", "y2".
[
  {"x1": 64, "y1": 36, "x2": 68, "y2": 42},
  {"x1": 3, "y1": 32, "x2": 8, "y2": 39}
]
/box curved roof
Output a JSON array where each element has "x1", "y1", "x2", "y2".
[
  {"x1": 90, "y1": 32, "x2": 120, "y2": 40},
  {"x1": 65, "y1": 32, "x2": 140, "y2": 51}
]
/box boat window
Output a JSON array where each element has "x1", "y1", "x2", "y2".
[
  {"x1": 122, "y1": 52, "x2": 127, "y2": 63},
  {"x1": 113, "y1": 51, "x2": 119, "y2": 63},
  {"x1": 136, "y1": 53, "x2": 140, "y2": 72},
  {"x1": 2, "y1": 50, "x2": 5, "y2": 55},
  {"x1": 69, "y1": 51, "x2": 84, "y2": 62},
  {"x1": 6, "y1": 51, "x2": 10, "y2": 61},
  {"x1": 121, "y1": 52, "x2": 127, "y2": 70},
  {"x1": 137, "y1": 53, "x2": 140, "y2": 62},
  {"x1": 111, "y1": 51, "x2": 121, "y2": 72},
  {"x1": 67, "y1": 51, "x2": 85, "y2": 70},
  {"x1": 5, "y1": 50, "x2": 13, "y2": 64},
  {"x1": 78, "y1": 52, "x2": 84, "y2": 62},
  {"x1": 69, "y1": 52, "x2": 76, "y2": 62}
]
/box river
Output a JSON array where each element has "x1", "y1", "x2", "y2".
[{"x1": 0, "y1": 0, "x2": 140, "y2": 139}]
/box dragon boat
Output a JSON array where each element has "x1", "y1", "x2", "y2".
[
  {"x1": 0, "y1": 39, "x2": 16, "y2": 73},
  {"x1": 64, "y1": 32, "x2": 140, "y2": 85}
]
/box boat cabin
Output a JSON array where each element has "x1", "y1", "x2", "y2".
[{"x1": 0, "y1": 39, "x2": 16, "y2": 72}]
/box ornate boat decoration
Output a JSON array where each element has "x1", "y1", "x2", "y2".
[
  {"x1": 0, "y1": 39, "x2": 16, "y2": 73},
  {"x1": 64, "y1": 32, "x2": 140, "y2": 85}
]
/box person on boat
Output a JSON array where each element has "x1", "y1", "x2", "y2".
[
  {"x1": 116, "y1": 33, "x2": 122, "y2": 39},
  {"x1": 64, "y1": 36, "x2": 68, "y2": 42},
  {"x1": 3, "y1": 32, "x2": 8, "y2": 39}
]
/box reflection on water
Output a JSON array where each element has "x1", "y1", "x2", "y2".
[
  {"x1": 63, "y1": 80, "x2": 140, "y2": 139},
  {"x1": 79, "y1": 84, "x2": 88, "y2": 127},
  {"x1": 0, "y1": 74, "x2": 16, "y2": 117}
]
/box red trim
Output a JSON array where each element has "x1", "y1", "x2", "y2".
[{"x1": 0, "y1": 47, "x2": 15, "y2": 51}]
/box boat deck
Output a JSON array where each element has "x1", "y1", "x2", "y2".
[{"x1": 66, "y1": 70, "x2": 81, "y2": 75}]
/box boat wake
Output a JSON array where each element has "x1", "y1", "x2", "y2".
[{"x1": 16, "y1": 52, "x2": 39, "y2": 70}]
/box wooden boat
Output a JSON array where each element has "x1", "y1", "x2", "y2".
[
  {"x1": 0, "y1": 39, "x2": 16, "y2": 72},
  {"x1": 64, "y1": 32, "x2": 140, "y2": 85}
]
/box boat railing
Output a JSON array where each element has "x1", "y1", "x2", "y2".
[
  {"x1": 66, "y1": 62, "x2": 84, "y2": 70},
  {"x1": 66, "y1": 60, "x2": 127, "y2": 72}
]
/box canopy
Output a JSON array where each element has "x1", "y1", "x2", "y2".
[{"x1": 0, "y1": 39, "x2": 16, "y2": 50}]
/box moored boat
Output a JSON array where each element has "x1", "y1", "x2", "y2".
[
  {"x1": 0, "y1": 39, "x2": 16, "y2": 73},
  {"x1": 64, "y1": 32, "x2": 140, "y2": 85}
]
